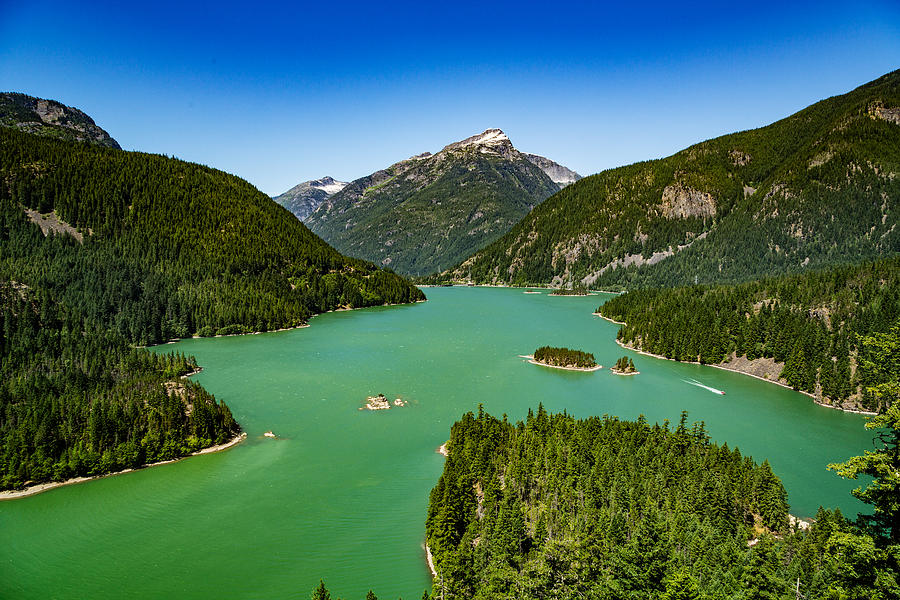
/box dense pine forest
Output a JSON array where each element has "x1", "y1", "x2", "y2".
[
  {"x1": 532, "y1": 346, "x2": 597, "y2": 369},
  {"x1": 0, "y1": 123, "x2": 424, "y2": 490},
  {"x1": 439, "y1": 70, "x2": 900, "y2": 289},
  {"x1": 599, "y1": 256, "x2": 900, "y2": 412}
]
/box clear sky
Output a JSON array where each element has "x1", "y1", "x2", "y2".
[{"x1": 2, "y1": 0, "x2": 899, "y2": 196}]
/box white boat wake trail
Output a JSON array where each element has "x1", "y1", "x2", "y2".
[{"x1": 683, "y1": 378, "x2": 725, "y2": 395}]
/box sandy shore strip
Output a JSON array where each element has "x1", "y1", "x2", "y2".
[
  {"x1": 593, "y1": 312, "x2": 626, "y2": 325},
  {"x1": 610, "y1": 369, "x2": 640, "y2": 376},
  {"x1": 437, "y1": 442, "x2": 449, "y2": 457},
  {"x1": 425, "y1": 542, "x2": 437, "y2": 577},
  {"x1": 0, "y1": 432, "x2": 248, "y2": 501},
  {"x1": 549, "y1": 292, "x2": 598, "y2": 297},
  {"x1": 601, "y1": 319, "x2": 876, "y2": 415}
]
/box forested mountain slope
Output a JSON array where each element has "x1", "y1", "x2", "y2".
[
  {"x1": 306, "y1": 129, "x2": 578, "y2": 276},
  {"x1": 441, "y1": 70, "x2": 900, "y2": 287},
  {"x1": 0, "y1": 127, "x2": 424, "y2": 343},
  {"x1": 600, "y1": 257, "x2": 900, "y2": 412},
  {"x1": 0, "y1": 119, "x2": 423, "y2": 491}
]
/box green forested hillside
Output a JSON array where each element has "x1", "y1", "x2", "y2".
[
  {"x1": 442, "y1": 70, "x2": 900, "y2": 288},
  {"x1": 424, "y1": 406, "x2": 900, "y2": 599},
  {"x1": 306, "y1": 130, "x2": 563, "y2": 276},
  {"x1": 599, "y1": 257, "x2": 900, "y2": 412},
  {"x1": 0, "y1": 123, "x2": 423, "y2": 490},
  {"x1": 0, "y1": 127, "x2": 424, "y2": 343}
]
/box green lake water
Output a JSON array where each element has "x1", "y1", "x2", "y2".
[{"x1": 0, "y1": 287, "x2": 872, "y2": 599}]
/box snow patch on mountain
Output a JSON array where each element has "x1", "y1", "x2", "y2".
[{"x1": 312, "y1": 176, "x2": 348, "y2": 195}]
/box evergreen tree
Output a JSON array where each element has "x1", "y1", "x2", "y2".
[
  {"x1": 661, "y1": 569, "x2": 703, "y2": 600},
  {"x1": 739, "y1": 536, "x2": 784, "y2": 600},
  {"x1": 311, "y1": 580, "x2": 331, "y2": 600}
]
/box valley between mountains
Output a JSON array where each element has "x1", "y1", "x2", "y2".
[{"x1": 2, "y1": 70, "x2": 900, "y2": 600}]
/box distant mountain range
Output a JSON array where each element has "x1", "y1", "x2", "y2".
[
  {"x1": 0, "y1": 92, "x2": 120, "y2": 149},
  {"x1": 294, "y1": 129, "x2": 580, "y2": 276},
  {"x1": 439, "y1": 70, "x2": 900, "y2": 288},
  {"x1": 273, "y1": 176, "x2": 348, "y2": 221}
]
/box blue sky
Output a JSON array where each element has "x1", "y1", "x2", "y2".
[{"x1": 2, "y1": 0, "x2": 899, "y2": 195}]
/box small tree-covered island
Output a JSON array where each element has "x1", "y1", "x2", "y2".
[
  {"x1": 530, "y1": 346, "x2": 601, "y2": 371},
  {"x1": 549, "y1": 284, "x2": 590, "y2": 296},
  {"x1": 611, "y1": 355, "x2": 638, "y2": 375}
]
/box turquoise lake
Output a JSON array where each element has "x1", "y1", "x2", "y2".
[{"x1": 0, "y1": 287, "x2": 872, "y2": 599}]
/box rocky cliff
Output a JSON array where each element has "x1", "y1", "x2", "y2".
[{"x1": 0, "y1": 92, "x2": 120, "y2": 149}]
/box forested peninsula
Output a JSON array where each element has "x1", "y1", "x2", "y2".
[
  {"x1": 0, "y1": 121, "x2": 424, "y2": 491},
  {"x1": 599, "y1": 257, "x2": 900, "y2": 412},
  {"x1": 423, "y1": 400, "x2": 900, "y2": 600}
]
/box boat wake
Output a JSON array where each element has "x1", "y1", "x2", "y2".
[{"x1": 683, "y1": 378, "x2": 725, "y2": 395}]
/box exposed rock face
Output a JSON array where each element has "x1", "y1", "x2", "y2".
[
  {"x1": 869, "y1": 101, "x2": 900, "y2": 125},
  {"x1": 524, "y1": 153, "x2": 582, "y2": 187},
  {"x1": 729, "y1": 149, "x2": 751, "y2": 166},
  {"x1": 272, "y1": 176, "x2": 348, "y2": 222},
  {"x1": 24, "y1": 209, "x2": 84, "y2": 243},
  {"x1": 440, "y1": 128, "x2": 516, "y2": 157},
  {"x1": 660, "y1": 184, "x2": 716, "y2": 219},
  {"x1": 304, "y1": 129, "x2": 579, "y2": 275},
  {"x1": 0, "y1": 92, "x2": 120, "y2": 149}
]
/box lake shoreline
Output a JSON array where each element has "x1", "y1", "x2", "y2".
[
  {"x1": 157, "y1": 298, "x2": 427, "y2": 346},
  {"x1": 594, "y1": 313, "x2": 876, "y2": 416},
  {"x1": 0, "y1": 432, "x2": 247, "y2": 501}
]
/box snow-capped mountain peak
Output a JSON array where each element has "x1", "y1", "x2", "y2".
[
  {"x1": 441, "y1": 128, "x2": 513, "y2": 154},
  {"x1": 311, "y1": 176, "x2": 348, "y2": 195}
]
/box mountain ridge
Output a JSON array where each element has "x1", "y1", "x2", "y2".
[
  {"x1": 273, "y1": 175, "x2": 349, "y2": 221},
  {"x1": 437, "y1": 70, "x2": 900, "y2": 288},
  {"x1": 304, "y1": 128, "x2": 580, "y2": 276}
]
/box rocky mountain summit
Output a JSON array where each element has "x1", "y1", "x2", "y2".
[
  {"x1": 0, "y1": 92, "x2": 120, "y2": 149},
  {"x1": 304, "y1": 129, "x2": 580, "y2": 275},
  {"x1": 273, "y1": 176, "x2": 348, "y2": 221}
]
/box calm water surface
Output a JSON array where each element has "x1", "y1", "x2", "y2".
[{"x1": 1, "y1": 287, "x2": 871, "y2": 599}]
